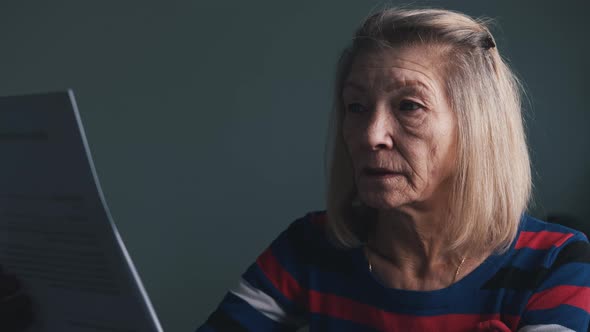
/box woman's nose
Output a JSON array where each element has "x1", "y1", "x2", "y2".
[{"x1": 365, "y1": 108, "x2": 395, "y2": 151}]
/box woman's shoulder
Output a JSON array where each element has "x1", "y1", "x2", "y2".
[
  {"x1": 263, "y1": 210, "x2": 357, "y2": 274},
  {"x1": 505, "y1": 215, "x2": 590, "y2": 329},
  {"x1": 517, "y1": 214, "x2": 588, "y2": 250},
  {"x1": 281, "y1": 210, "x2": 329, "y2": 243},
  {"x1": 508, "y1": 214, "x2": 589, "y2": 269},
  {"x1": 481, "y1": 215, "x2": 590, "y2": 299}
]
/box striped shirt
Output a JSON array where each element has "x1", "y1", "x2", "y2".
[{"x1": 197, "y1": 211, "x2": 590, "y2": 331}]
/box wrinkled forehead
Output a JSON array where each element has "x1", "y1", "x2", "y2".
[{"x1": 344, "y1": 46, "x2": 446, "y2": 95}]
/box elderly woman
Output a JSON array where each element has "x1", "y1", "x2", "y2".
[{"x1": 197, "y1": 7, "x2": 590, "y2": 332}]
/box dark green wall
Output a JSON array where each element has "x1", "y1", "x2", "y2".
[{"x1": 1, "y1": 1, "x2": 588, "y2": 331}]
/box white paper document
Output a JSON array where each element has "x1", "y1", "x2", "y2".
[{"x1": 0, "y1": 90, "x2": 164, "y2": 332}]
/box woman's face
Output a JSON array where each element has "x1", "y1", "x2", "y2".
[{"x1": 342, "y1": 45, "x2": 458, "y2": 211}]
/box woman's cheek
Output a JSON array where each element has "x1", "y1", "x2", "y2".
[{"x1": 341, "y1": 125, "x2": 358, "y2": 152}]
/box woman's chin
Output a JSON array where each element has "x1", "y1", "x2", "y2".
[{"x1": 358, "y1": 191, "x2": 410, "y2": 210}]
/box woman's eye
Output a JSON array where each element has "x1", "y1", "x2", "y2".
[
  {"x1": 399, "y1": 100, "x2": 422, "y2": 112},
  {"x1": 346, "y1": 103, "x2": 366, "y2": 113}
]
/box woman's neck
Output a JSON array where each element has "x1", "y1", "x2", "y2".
[
  {"x1": 364, "y1": 207, "x2": 479, "y2": 290},
  {"x1": 371, "y1": 208, "x2": 457, "y2": 271}
]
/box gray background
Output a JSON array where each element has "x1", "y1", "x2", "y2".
[{"x1": 0, "y1": 1, "x2": 588, "y2": 331}]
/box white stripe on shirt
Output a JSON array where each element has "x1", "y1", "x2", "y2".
[{"x1": 229, "y1": 277, "x2": 306, "y2": 326}]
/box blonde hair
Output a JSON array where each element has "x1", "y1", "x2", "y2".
[{"x1": 325, "y1": 7, "x2": 531, "y2": 255}]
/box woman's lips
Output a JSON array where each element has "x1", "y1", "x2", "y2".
[
  {"x1": 364, "y1": 172, "x2": 403, "y2": 179},
  {"x1": 362, "y1": 167, "x2": 404, "y2": 179}
]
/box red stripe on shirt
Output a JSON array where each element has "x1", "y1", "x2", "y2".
[
  {"x1": 527, "y1": 285, "x2": 590, "y2": 313},
  {"x1": 308, "y1": 290, "x2": 388, "y2": 330},
  {"x1": 515, "y1": 231, "x2": 574, "y2": 250},
  {"x1": 309, "y1": 290, "x2": 519, "y2": 331},
  {"x1": 256, "y1": 248, "x2": 308, "y2": 306}
]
